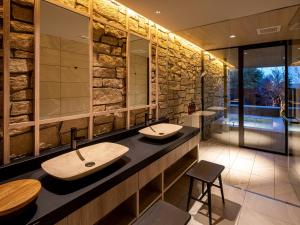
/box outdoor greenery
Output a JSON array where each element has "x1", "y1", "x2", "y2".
[{"x1": 229, "y1": 66, "x2": 300, "y2": 107}]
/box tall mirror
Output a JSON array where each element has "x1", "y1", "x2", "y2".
[
  {"x1": 40, "y1": 1, "x2": 89, "y2": 119},
  {"x1": 129, "y1": 34, "x2": 150, "y2": 106}
]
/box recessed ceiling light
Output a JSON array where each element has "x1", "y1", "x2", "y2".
[
  {"x1": 229, "y1": 34, "x2": 236, "y2": 39},
  {"x1": 155, "y1": 10, "x2": 161, "y2": 14},
  {"x1": 244, "y1": 52, "x2": 248, "y2": 55}
]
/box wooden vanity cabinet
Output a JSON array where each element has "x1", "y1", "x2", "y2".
[{"x1": 56, "y1": 135, "x2": 199, "y2": 225}]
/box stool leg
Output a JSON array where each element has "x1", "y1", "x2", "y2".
[
  {"x1": 207, "y1": 184, "x2": 212, "y2": 225},
  {"x1": 186, "y1": 177, "x2": 194, "y2": 211},
  {"x1": 219, "y1": 175, "x2": 225, "y2": 204}
]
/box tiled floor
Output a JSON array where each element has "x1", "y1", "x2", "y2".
[
  {"x1": 166, "y1": 176, "x2": 300, "y2": 225},
  {"x1": 198, "y1": 139, "x2": 300, "y2": 206}
]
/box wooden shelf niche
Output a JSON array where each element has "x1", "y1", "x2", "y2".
[
  {"x1": 164, "y1": 147, "x2": 198, "y2": 192},
  {"x1": 139, "y1": 174, "x2": 162, "y2": 215},
  {"x1": 96, "y1": 194, "x2": 137, "y2": 225}
]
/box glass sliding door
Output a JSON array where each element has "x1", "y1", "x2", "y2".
[
  {"x1": 287, "y1": 39, "x2": 300, "y2": 204},
  {"x1": 241, "y1": 44, "x2": 286, "y2": 153}
]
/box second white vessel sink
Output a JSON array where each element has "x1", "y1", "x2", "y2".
[
  {"x1": 41, "y1": 142, "x2": 129, "y2": 181},
  {"x1": 139, "y1": 123, "x2": 183, "y2": 140}
]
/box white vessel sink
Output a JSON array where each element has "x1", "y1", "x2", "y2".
[
  {"x1": 41, "y1": 142, "x2": 129, "y2": 181},
  {"x1": 139, "y1": 123, "x2": 183, "y2": 140}
]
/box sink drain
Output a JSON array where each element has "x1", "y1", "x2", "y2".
[{"x1": 85, "y1": 162, "x2": 95, "y2": 167}]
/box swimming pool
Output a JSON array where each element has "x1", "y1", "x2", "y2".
[{"x1": 220, "y1": 114, "x2": 284, "y2": 131}]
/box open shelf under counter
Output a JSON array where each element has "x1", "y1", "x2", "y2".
[
  {"x1": 96, "y1": 194, "x2": 137, "y2": 225},
  {"x1": 163, "y1": 147, "x2": 198, "y2": 192},
  {"x1": 164, "y1": 176, "x2": 189, "y2": 210},
  {"x1": 139, "y1": 174, "x2": 162, "y2": 215}
]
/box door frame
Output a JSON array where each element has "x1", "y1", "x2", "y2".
[{"x1": 238, "y1": 40, "x2": 288, "y2": 155}]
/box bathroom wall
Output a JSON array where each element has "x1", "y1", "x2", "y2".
[
  {"x1": 40, "y1": 118, "x2": 89, "y2": 151},
  {"x1": 10, "y1": 0, "x2": 34, "y2": 123},
  {"x1": 167, "y1": 35, "x2": 202, "y2": 124},
  {"x1": 9, "y1": 0, "x2": 34, "y2": 159},
  {"x1": 92, "y1": 20, "x2": 127, "y2": 112},
  {"x1": 0, "y1": 0, "x2": 3, "y2": 162},
  {"x1": 151, "y1": 44, "x2": 157, "y2": 104},
  {"x1": 2, "y1": 0, "x2": 225, "y2": 163},
  {"x1": 203, "y1": 54, "x2": 225, "y2": 139},
  {"x1": 52, "y1": 0, "x2": 89, "y2": 13}
]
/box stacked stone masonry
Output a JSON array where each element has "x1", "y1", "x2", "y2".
[
  {"x1": 0, "y1": 0, "x2": 3, "y2": 162},
  {"x1": 40, "y1": 118, "x2": 89, "y2": 151},
  {"x1": 151, "y1": 44, "x2": 157, "y2": 104},
  {"x1": 93, "y1": 112, "x2": 126, "y2": 137},
  {"x1": 93, "y1": 0, "x2": 126, "y2": 30},
  {"x1": 157, "y1": 28, "x2": 169, "y2": 119},
  {"x1": 130, "y1": 108, "x2": 148, "y2": 127},
  {"x1": 203, "y1": 55, "x2": 225, "y2": 139},
  {"x1": 9, "y1": 0, "x2": 34, "y2": 159},
  {"x1": 52, "y1": 0, "x2": 88, "y2": 13},
  {"x1": 128, "y1": 13, "x2": 149, "y2": 38},
  {"x1": 2, "y1": 0, "x2": 225, "y2": 162},
  {"x1": 93, "y1": 20, "x2": 127, "y2": 112},
  {"x1": 167, "y1": 35, "x2": 202, "y2": 125}
]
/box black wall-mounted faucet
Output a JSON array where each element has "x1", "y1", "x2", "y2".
[
  {"x1": 70, "y1": 127, "x2": 85, "y2": 150},
  {"x1": 145, "y1": 113, "x2": 152, "y2": 126}
]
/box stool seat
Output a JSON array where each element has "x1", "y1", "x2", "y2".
[
  {"x1": 186, "y1": 160, "x2": 225, "y2": 183},
  {"x1": 186, "y1": 160, "x2": 225, "y2": 225},
  {"x1": 133, "y1": 200, "x2": 191, "y2": 225}
]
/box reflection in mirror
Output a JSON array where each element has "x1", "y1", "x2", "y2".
[
  {"x1": 129, "y1": 34, "x2": 149, "y2": 106},
  {"x1": 40, "y1": 1, "x2": 89, "y2": 119}
]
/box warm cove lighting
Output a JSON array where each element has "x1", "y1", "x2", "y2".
[{"x1": 110, "y1": 0, "x2": 234, "y2": 67}]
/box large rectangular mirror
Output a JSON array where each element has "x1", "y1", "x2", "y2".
[
  {"x1": 129, "y1": 34, "x2": 150, "y2": 106},
  {"x1": 40, "y1": 1, "x2": 89, "y2": 119}
]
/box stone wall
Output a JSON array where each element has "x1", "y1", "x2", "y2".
[
  {"x1": 152, "y1": 28, "x2": 203, "y2": 125},
  {"x1": 128, "y1": 11, "x2": 149, "y2": 38},
  {"x1": 150, "y1": 23, "x2": 157, "y2": 105},
  {"x1": 93, "y1": 20, "x2": 127, "y2": 112},
  {"x1": 10, "y1": 0, "x2": 34, "y2": 123},
  {"x1": 130, "y1": 108, "x2": 148, "y2": 127},
  {"x1": 93, "y1": 0, "x2": 126, "y2": 29},
  {"x1": 2, "y1": 0, "x2": 225, "y2": 162},
  {"x1": 52, "y1": 0, "x2": 89, "y2": 13},
  {"x1": 40, "y1": 118, "x2": 89, "y2": 151},
  {"x1": 151, "y1": 44, "x2": 157, "y2": 104},
  {"x1": 9, "y1": 0, "x2": 34, "y2": 159},
  {"x1": 157, "y1": 28, "x2": 169, "y2": 118},
  {"x1": 94, "y1": 112, "x2": 126, "y2": 136},
  {"x1": 167, "y1": 35, "x2": 202, "y2": 124},
  {"x1": 0, "y1": 0, "x2": 3, "y2": 162},
  {"x1": 203, "y1": 55, "x2": 225, "y2": 139}
]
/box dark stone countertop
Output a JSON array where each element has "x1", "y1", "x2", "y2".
[{"x1": 0, "y1": 126, "x2": 200, "y2": 225}]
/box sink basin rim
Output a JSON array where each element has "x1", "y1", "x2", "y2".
[
  {"x1": 41, "y1": 142, "x2": 129, "y2": 181},
  {"x1": 139, "y1": 123, "x2": 183, "y2": 140}
]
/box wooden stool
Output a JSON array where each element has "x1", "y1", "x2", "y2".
[
  {"x1": 186, "y1": 160, "x2": 225, "y2": 225},
  {"x1": 133, "y1": 200, "x2": 191, "y2": 225}
]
